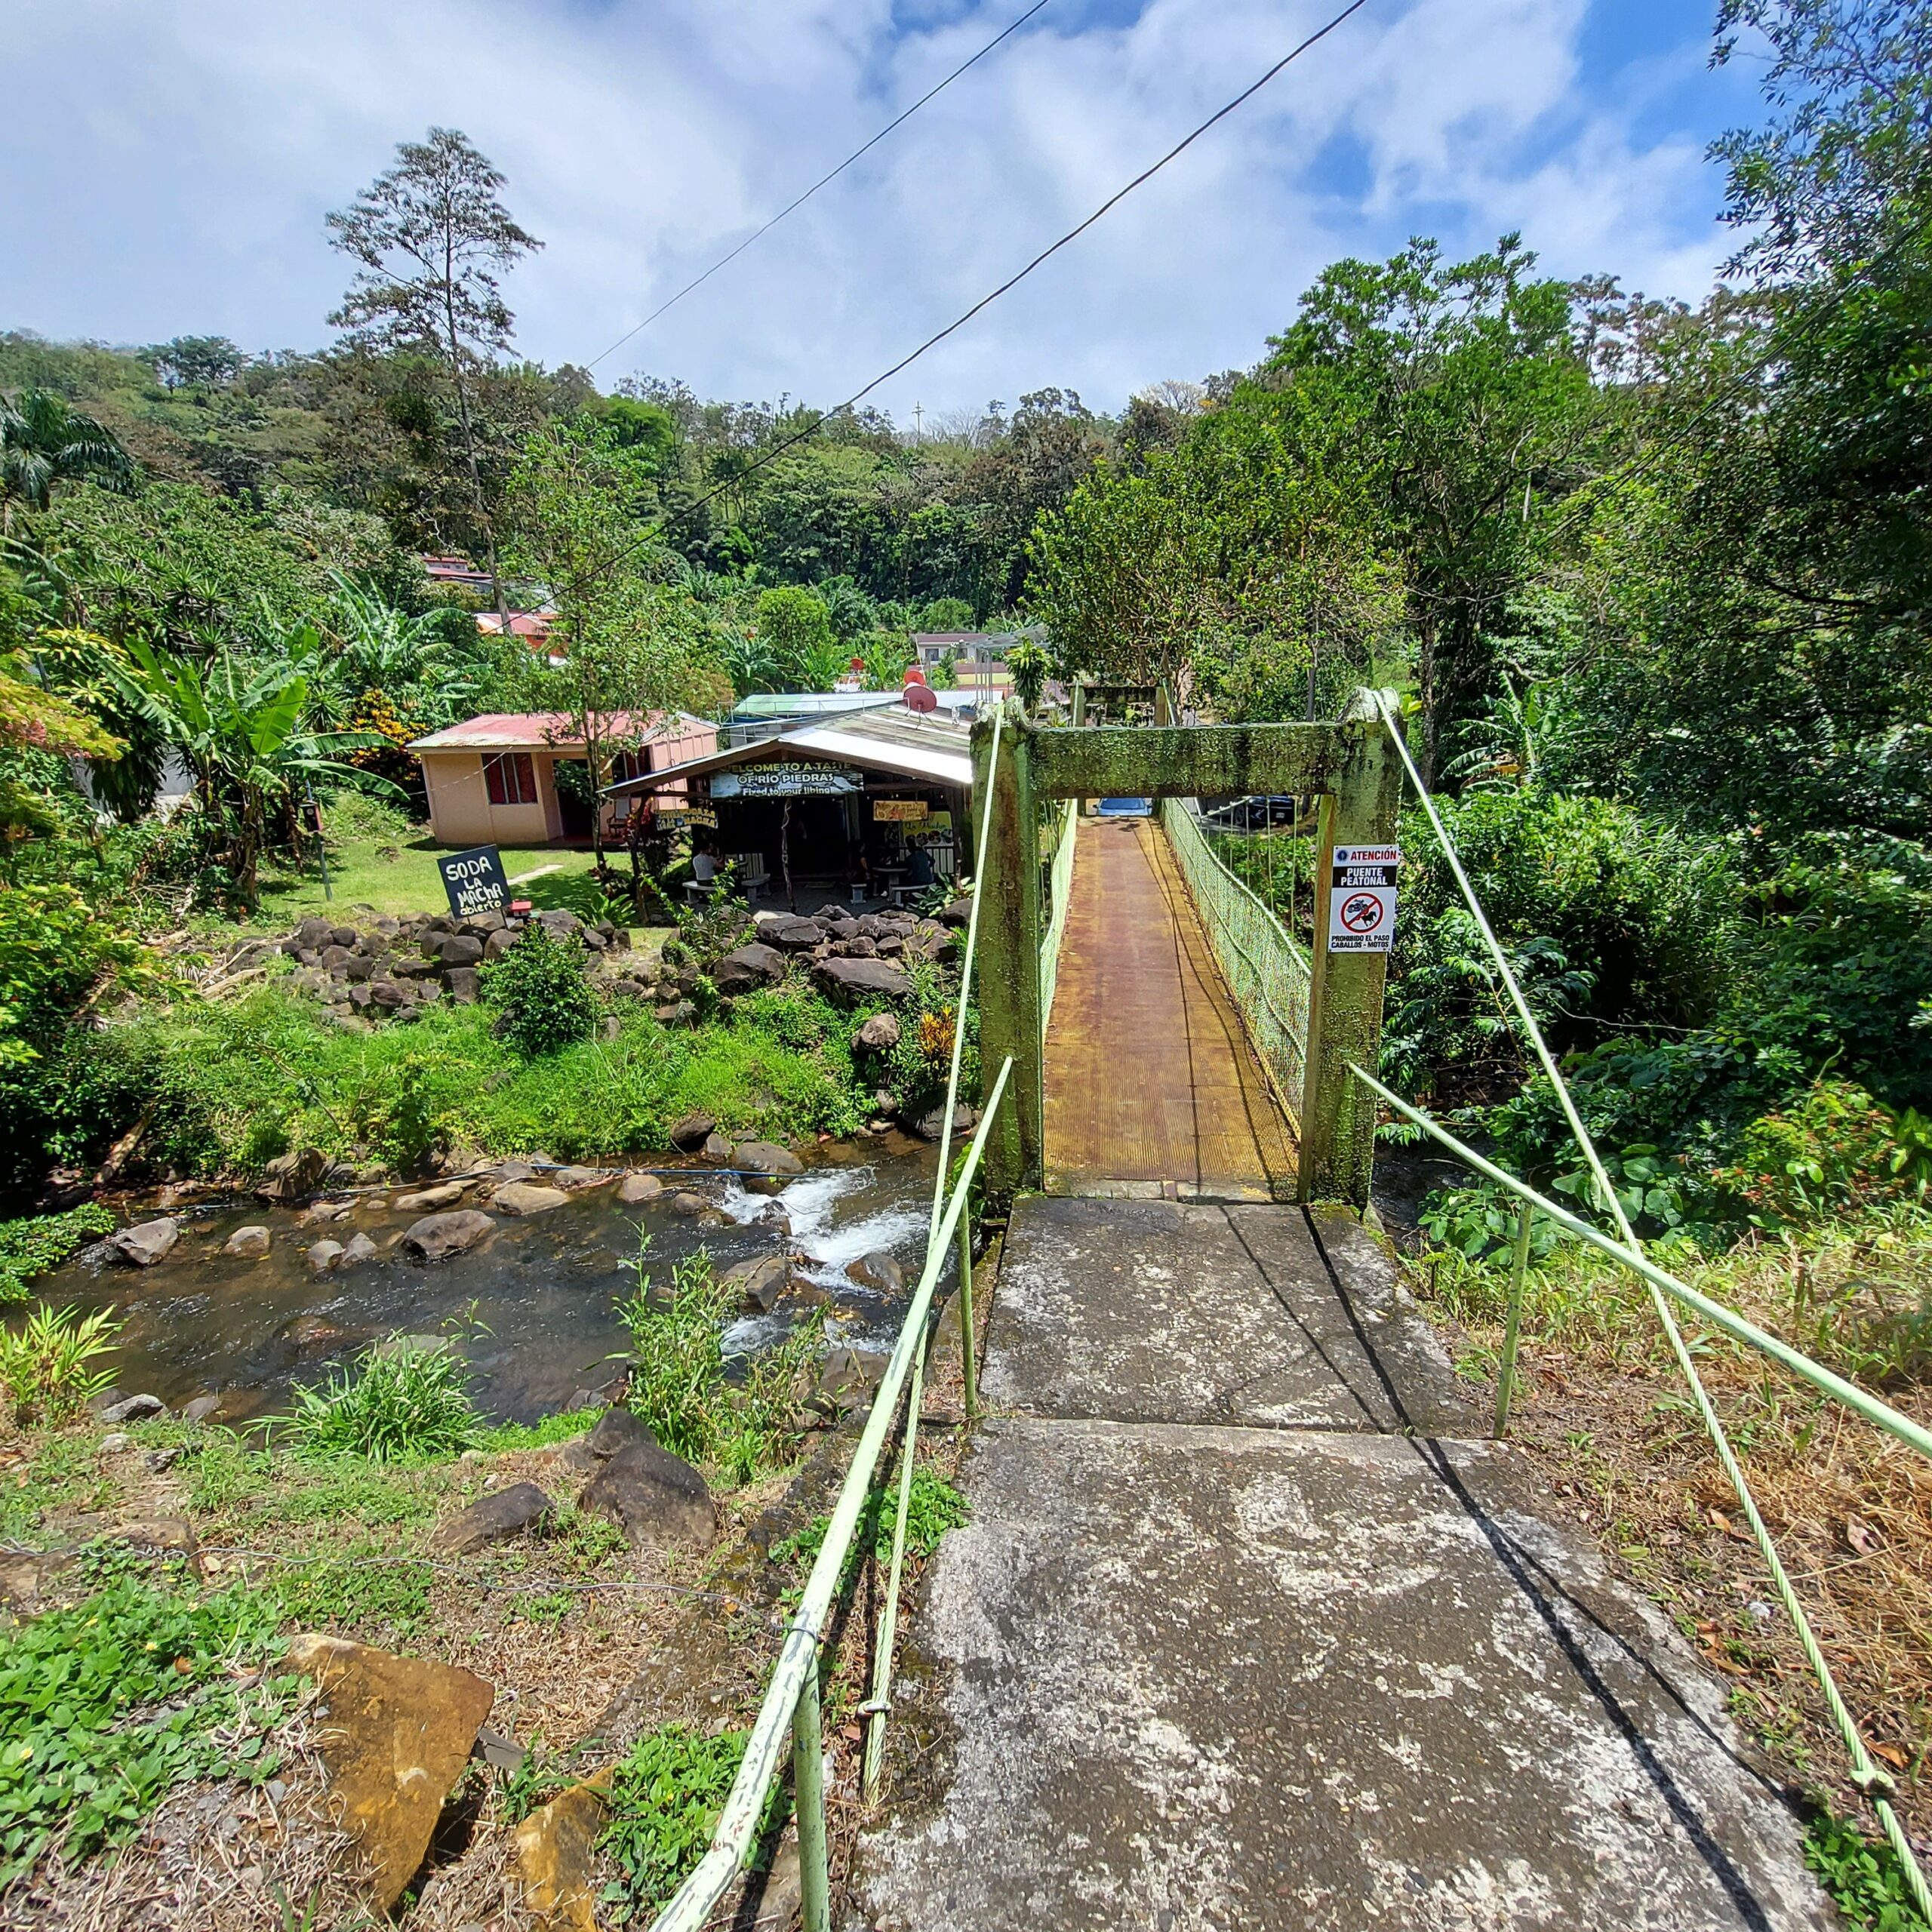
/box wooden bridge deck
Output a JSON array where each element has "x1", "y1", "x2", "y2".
[{"x1": 1041, "y1": 813, "x2": 1297, "y2": 1201}]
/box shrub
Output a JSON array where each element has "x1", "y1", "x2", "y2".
[
  {"x1": 615, "y1": 1245, "x2": 818, "y2": 1484},
  {"x1": 599, "y1": 1724, "x2": 755, "y2": 1921},
  {"x1": 0, "y1": 1304, "x2": 120, "y2": 1426},
  {"x1": 288, "y1": 1339, "x2": 478, "y2": 1461},
  {"x1": 481, "y1": 926, "x2": 598, "y2": 1056},
  {"x1": 1712, "y1": 1080, "x2": 1927, "y2": 1226},
  {"x1": 0, "y1": 1204, "x2": 115, "y2": 1303}
]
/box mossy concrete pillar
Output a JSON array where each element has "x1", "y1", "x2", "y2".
[
  {"x1": 1297, "y1": 690, "x2": 1404, "y2": 1208},
  {"x1": 972, "y1": 703, "x2": 1043, "y2": 1193}
]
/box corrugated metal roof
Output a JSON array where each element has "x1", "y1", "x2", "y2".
[
  {"x1": 606, "y1": 706, "x2": 974, "y2": 796},
  {"x1": 409, "y1": 711, "x2": 690, "y2": 753}
]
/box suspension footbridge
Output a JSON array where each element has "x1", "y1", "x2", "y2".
[{"x1": 645, "y1": 693, "x2": 1924, "y2": 1932}]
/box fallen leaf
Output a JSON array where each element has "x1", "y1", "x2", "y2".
[
  {"x1": 1872, "y1": 1743, "x2": 1910, "y2": 1772},
  {"x1": 840, "y1": 1723, "x2": 863, "y2": 1743},
  {"x1": 1695, "y1": 1620, "x2": 1718, "y2": 1635},
  {"x1": 1846, "y1": 1514, "x2": 1882, "y2": 1556},
  {"x1": 1708, "y1": 1508, "x2": 1732, "y2": 1534}
]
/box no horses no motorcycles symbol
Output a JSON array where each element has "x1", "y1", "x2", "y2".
[{"x1": 1327, "y1": 845, "x2": 1401, "y2": 955}]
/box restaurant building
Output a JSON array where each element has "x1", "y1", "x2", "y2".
[{"x1": 604, "y1": 699, "x2": 973, "y2": 908}]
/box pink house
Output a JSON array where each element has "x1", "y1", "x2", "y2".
[{"x1": 408, "y1": 712, "x2": 717, "y2": 848}]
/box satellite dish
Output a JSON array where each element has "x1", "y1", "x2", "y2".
[{"x1": 903, "y1": 683, "x2": 938, "y2": 713}]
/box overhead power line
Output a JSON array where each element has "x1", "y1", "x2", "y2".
[
  {"x1": 586, "y1": 0, "x2": 1056, "y2": 371},
  {"x1": 566, "y1": 0, "x2": 1377, "y2": 597}
]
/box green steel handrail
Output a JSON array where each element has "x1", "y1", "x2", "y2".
[
  {"x1": 1347, "y1": 1064, "x2": 1932, "y2": 1462},
  {"x1": 647, "y1": 1060, "x2": 1012, "y2": 1932},
  {"x1": 1366, "y1": 694, "x2": 1932, "y2": 1915},
  {"x1": 648, "y1": 708, "x2": 1012, "y2": 1932}
]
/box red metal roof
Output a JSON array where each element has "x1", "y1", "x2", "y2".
[{"x1": 409, "y1": 711, "x2": 688, "y2": 753}]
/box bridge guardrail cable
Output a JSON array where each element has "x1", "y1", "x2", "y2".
[
  {"x1": 1159, "y1": 795, "x2": 1311, "y2": 1118},
  {"x1": 648, "y1": 706, "x2": 1012, "y2": 1932},
  {"x1": 1365, "y1": 694, "x2": 1932, "y2": 1912}
]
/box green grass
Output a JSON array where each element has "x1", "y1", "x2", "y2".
[
  {"x1": 769, "y1": 1466, "x2": 970, "y2": 1582},
  {"x1": 615, "y1": 1248, "x2": 820, "y2": 1486},
  {"x1": 247, "y1": 823, "x2": 614, "y2": 927},
  {"x1": 79, "y1": 977, "x2": 873, "y2": 1179},
  {"x1": 287, "y1": 1340, "x2": 480, "y2": 1462},
  {"x1": 475, "y1": 1408, "x2": 601, "y2": 1454},
  {"x1": 0, "y1": 1549, "x2": 293, "y2": 1885},
  {"x1": 598, "y1": 1724, "x2": 758, "y2": 1922}
]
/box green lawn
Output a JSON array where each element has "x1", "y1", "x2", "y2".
[{"x1": 248, "y1": 831, "x2": 617, "y2": 928}]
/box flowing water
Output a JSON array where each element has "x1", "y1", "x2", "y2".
[{"x1": 45, "y1": 1136, "x2": 940, "y2": 1425}]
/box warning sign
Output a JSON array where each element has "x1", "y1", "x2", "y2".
[{"x1": 1326, "y1": 844, "x2": 1400, "y2": 954}]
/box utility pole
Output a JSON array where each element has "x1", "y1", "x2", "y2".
[{"x1": 912, "y1": 401, "x2": 924, "y2": 442}]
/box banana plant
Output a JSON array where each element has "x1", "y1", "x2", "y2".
[{"x1": 114, "y1": 638, "x2": 384, "y2": 903}]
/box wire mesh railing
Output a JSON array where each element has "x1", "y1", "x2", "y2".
[
  {"x1": 1158, "y1": 795, "x2": 1312, "y2": 1126},
  {"x1": 646, "y1": 711, "x2": 1011, "y2": 1932},
  {"x1": 1358, "y1": 694, "x2": 1932, "y2": 1916},
  {"x1": 1037, "y1": 796, "x2": 1079, "y2": 1027}
]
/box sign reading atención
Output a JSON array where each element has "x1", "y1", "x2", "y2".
[
  {"x1": 1326, "y1": 844, "x2": 1400, "y2": 954},
  {"x1": 437, "y1": 844, "x2": 510, "y2": 919}
]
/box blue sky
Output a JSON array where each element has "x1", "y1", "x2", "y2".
[{"x1": 6, "y1": 0, "x2": 1767, "y2": 417}]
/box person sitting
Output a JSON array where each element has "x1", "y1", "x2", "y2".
[
  {"x1": 905, "y1": 843, "x2": 937, "y2": 889},
  {"x1": 691, "y1": 839, "x2": 719, "y2": 897}
]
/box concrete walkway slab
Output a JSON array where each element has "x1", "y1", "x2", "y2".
[
  {"x1": 982, "y1": 1195, "x2": 1479, "y2": 1435},
  {"x1": 859, "y1": 1417, "x2": 1827, "y2": 1932}
]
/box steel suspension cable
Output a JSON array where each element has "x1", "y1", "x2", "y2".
[
  {"x1": 1373, "y1": 695, "x2": 1931, "y2": 1907},
  {"x1": 586, "y1": 0, "x2": 1055, "y2": 371},
  {"x1": 554, "y1": 0, "x2": 1377, "y2": 605},
  {"x1": 862, "y1": 704, "x2": 1006, "y2": 1795}
]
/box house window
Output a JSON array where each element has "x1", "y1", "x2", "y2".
[{"x1": 484, "y1": 752, "x2": 537, "y2": 806}]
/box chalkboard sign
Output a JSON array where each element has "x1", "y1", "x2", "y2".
[{"x1": 437, "y1": 844, "x2": 509, "y2": 918}]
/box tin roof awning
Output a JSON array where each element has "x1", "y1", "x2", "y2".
[{"x1": 605, "y1": 709, "x2": 974, "y2": 797}]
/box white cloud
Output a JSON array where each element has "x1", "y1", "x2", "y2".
[{"x1": 3, "y1": 0, "x2": 1734, "y2": 414}]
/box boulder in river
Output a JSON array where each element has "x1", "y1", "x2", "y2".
[
  {"x1": 617, "y1": 1172, "x2": 663, "y2": 1204},
  {"x1": 721, "y1": 1253, "x2": 792, "y2": 1313},
  {"x1": 223, "y1": 1225, "x2": 272, "y2": 1260},
  {"x1": 846, "y1": 1251, "x2": 906, "y2": 1295},
  {"x1": 394, "y1": 1182, "x2": 466, "y2": 1213},
  {"x1": 734, "y1": 1140, "x2": 803, "y2": 1178},
  {"x1": 109, "y1": 1217, "x2": 180, "y2": 1268},
  {"x1": 339, "y1": 1231, "x2": 380, "y2": 1266},
  {"x1": 306, "y1": 1238, "x2": 346, "y2": 1275},
  {"x1": 667, "y1": 1111, "x2": 715, "y2": 1152},
  {"x1": 402, "y1": 1209, "x2": 497, "y2": 1262},
  {"x1": 492, "y1": 1181, "x2": 569, "y2": 1217}
]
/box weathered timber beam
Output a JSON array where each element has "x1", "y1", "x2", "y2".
[{"x1": 1028, "y1": 723, "x2": 1354, "y2": 800}]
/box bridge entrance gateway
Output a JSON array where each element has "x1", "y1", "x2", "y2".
[{"x1": 971, "y1": 688, "x2": 1403, "y2": 1206}]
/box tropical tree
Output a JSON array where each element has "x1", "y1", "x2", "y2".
[
  {"x1": 503, "y1": 419, "x2": 699, "y2": 877},
  {"x1": 0, "y1": 392, "x2": 136, "y2": 534},
  {"x1": 113, "y1": 638, "x2": 379, "y2": 903},
  {"x1": 328, "y1": 128, "x2": 542, "y2": 623},
  {"x1": 754, "y1": 586, "x2": 844, "y2": 691}
]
